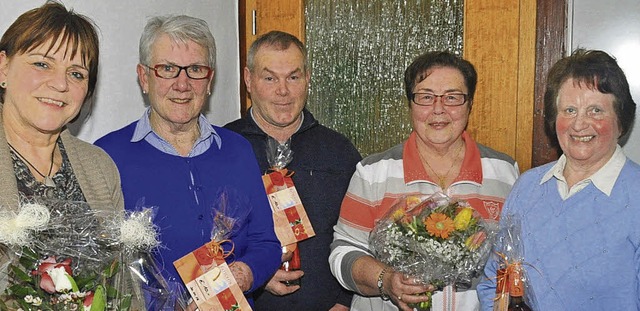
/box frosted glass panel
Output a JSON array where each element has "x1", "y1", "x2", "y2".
[{"x1": 305, "y1": 0, "x2": 464, "y2": 156}]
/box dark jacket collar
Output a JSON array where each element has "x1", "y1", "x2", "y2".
[{"x1": 239, "y1": 107, "x2": 319, "y2": 138}]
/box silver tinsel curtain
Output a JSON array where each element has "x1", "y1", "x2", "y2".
[{"x1": 305, "y1": 0, "x2": 464, "y2": 156}]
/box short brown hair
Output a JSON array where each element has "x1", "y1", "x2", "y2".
[
  {"x1": 0, "y1": 1, "x2": 100, "y2": 100},
  {"x1": 404, "y1": 51, "x2": 477, "y2": 106},
  {"x1": 544, "y1": 49, "x2": 636, "y2": 140}
]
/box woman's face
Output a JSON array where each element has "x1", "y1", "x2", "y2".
[
  {"x1": 138, "y1": 34, "x2": 213, "y2": 129},
  {"x1": 556, "y1": 78, "x2": 621, "y2": 169},
  {"x1": 0, "y1": 37, "x2": 89, "y2": 134},
  {"x1": 411, "y1": 66, "x2": 471, "y2": 149}
]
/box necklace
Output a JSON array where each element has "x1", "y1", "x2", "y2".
[
  {"x1": 8, "y1": 142, "x2": 56, "y2": 188},
  {"x1": 418, "y1": 141, "x2": 464, "y2": 189}
]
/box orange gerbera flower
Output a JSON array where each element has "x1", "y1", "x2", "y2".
[{"x1": 424, "y1": 213, "x2": 455, "y2": 239}]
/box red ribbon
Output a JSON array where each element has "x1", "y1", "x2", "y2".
[
  {"x1": 492, "y1": 252, "x2": 540, "y2": 304},
  {"x1": 266, "y1": 168, "x2": 295, "y2": 189},
  {"x1": 194, "y1": 240, "x2": 235, "y2": 266},
  {"x1": 267, "y1": 167, "x2": 295, "y2": 177}
]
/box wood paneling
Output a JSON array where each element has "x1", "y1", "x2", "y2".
[
  {"x1": 464, "y1": 0, "x2": 536, "y2": 171},
  {"x1": 532, "y1": 0, "x2": 566, "y2": 167},
  {"x1": 516, "y1": 0, "x2": 537, "y2": 172}
]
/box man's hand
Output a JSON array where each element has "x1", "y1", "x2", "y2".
[
  {"x1": 229, "y1": 261, "x2": 254, "y2": 292},
  {"x1": 264, "y1": 269, "x2": 304, "y2": 295}
]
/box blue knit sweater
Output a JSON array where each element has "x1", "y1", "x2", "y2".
[
  {"x1": 95, "y1": 122, "x2": 281, "y2": 300},
  {"x1": 477, "y1": 159, "x2": 640, "y2": 310}
]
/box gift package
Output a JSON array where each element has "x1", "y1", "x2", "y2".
[
  {"x1": 174, "y1": 242, "x2": 251, "y2": 311},
  {"x1": 262, "y1": 137, "x2": 315, "y2": 246},
  {"x1": 173, "y1": 189, "x2": 253, "y2": 311}
]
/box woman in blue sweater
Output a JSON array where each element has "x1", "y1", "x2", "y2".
[
  {"x1": 477, "y1": 49, "x2": 639, "y2": 310},
  {"x1": 95, "y1": 15, "x2": 280, "y2": 309}
]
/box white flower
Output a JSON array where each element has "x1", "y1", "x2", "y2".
[
  {"x1": 24, "y1": 295, "x2": 33, "y2": 303},
  {"x1": 47, "y1": 266, "x2": 73, "y2": 292},
  {"x1": 32, "y1": 296, "x2": 43, "y2": 306}
]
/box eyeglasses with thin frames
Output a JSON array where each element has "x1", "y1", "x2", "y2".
[
  {"x1": 411, "y1": 92, "x2": 468, "y2": 107},
  {"x1": 143, "y1": 64, "x2": 213, "y2": 80}
]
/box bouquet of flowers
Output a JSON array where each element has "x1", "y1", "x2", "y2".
[
  {"x1": 0, "y1": 198, "x2": 170, "y2": 310},
  {"x1": 370, "y1": 192, "x2": 498, "y2": 310}
]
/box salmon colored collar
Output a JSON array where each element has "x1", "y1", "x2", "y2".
[{"x1": 403, "y1": 131, "x2": 483, "y2": 185}]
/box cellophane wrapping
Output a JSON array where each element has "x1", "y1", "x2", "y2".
[
  {"x1": 490, "y1": 215, "x2": 539, "y2": 311},
  {"x1": 370, "y1": 192, "x2": 498, "y2": 309},
  {"x1": 0, "y1": 198, "x2": 170, "y2": 310}
]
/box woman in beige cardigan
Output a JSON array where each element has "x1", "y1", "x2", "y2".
[{"x1": 0, "y1": 1, "x2": 124, "y2": 306}]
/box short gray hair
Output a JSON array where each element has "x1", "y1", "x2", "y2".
[
  {"x1": 247, "y1": 30, "x2": 308, "y2": 73},
  {"x1": 139, "y1": 15, "x2": 216, "y2": 69}
]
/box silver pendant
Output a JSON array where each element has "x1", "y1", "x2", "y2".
[{"x1": 44, "y1": 176, "x2": 56, "y2": 188}]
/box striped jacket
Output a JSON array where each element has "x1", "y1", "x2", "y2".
[{"x1": 329, "y1": 131, "x2": 519, "y2": 310}]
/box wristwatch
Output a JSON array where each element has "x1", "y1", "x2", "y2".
[{"x1": 377, "y1": 268, "x2": 390, "y2": 301}]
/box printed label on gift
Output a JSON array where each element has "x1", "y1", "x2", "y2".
[
  {"x1": 262, "y1": 169, "x2": 315, "y2": 246},
  {"x1": 267, "y1": 187, "x2": 301, "y2": 211},
  {"x1": 184, "y1": 279, "x2": 206, "y2": 306},
  {"x1": 174, "y1": 243, "x2": 252, "y2": 311}
]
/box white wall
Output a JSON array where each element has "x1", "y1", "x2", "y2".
[
  {"x1": 569, "y1": 0, "x2": 640, "y2": 163},
  {"x1": 0, "y1": 1, "x2": 241, "y2": 143}
]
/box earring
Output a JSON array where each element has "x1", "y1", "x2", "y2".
[
  {"x1": 207, "y1": 91, "x2": 211, "y2": 96},
  {"x1": 0, "y1": 81, "x2": 6, "y2": 88}
]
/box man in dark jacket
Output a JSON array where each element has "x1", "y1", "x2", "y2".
[{"x1": 225, "y1": 31, "x2": 361, "y2": 311}]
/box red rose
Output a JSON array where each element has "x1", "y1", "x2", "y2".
[{"x1": 32, "y1": 256, "x2": 73, "y2": 294}]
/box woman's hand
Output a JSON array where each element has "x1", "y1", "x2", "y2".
[
  {"x1": 179, "y1": 301, "x2": 198, "y2": 311},
  {"x1": 352, "y1": 256, "x2": 433, "y2": 310},
  {"x1": 228, "y1": 261, "x2": 254, "y2": 292},
  {"x1": 384, "y1": 270, "x2": 434, "y2": 311}
]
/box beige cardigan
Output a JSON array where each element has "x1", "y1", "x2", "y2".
[
  {"x1": 0, "y1": 107, "x2": 125, "y2": 301},
  {"x1": 0, "y1": 113, "x2": 124, "y2": 213}
]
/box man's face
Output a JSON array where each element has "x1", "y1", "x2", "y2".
[{"x1": 244, "y1": 45, "x2": 309, "y2": 131}]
